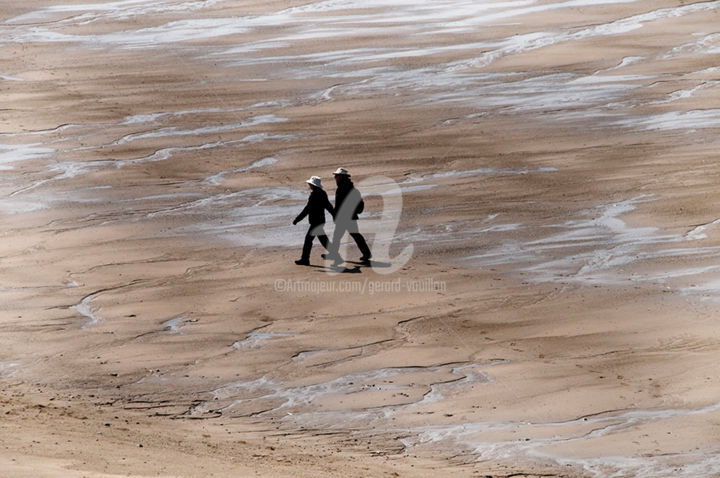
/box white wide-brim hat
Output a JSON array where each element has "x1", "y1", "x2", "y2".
[
  {"x1": 333, "y1": 167, "x2": 350, "y2": 176},
  {"x1": 306, "y1": 176, "x2": 323, "y2": 189}
]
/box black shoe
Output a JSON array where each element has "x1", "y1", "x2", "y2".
[
  {"x1": 295, "y1": 259, "x2": 310, "y2": 266},
  {"x1": 360, "y1": 255, "x2": 372, "y2": 262}
]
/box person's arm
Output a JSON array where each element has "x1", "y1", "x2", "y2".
[
  {"x1": 335, "y1": 187, "x2": 346, "y2": 212},
  {"x1": 293, "y1": 203, "x2": 310, "y2": 225},
  {"x1": 355, "y1": 197, "x2": 364, "y2": 216},
  {"x1": 352, "y1": 188, "x2": 364, "y2": 216},
  {"x1": 325, "y1": 196, "x2": 335, "y2": 219}
]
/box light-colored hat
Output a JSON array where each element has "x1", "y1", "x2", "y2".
[
  {"x1": 333, "y1": 167, "x2": 350, "y2": 176},
  {"x1": 306, "y1": 176, "x2": 323, "y2": 189}
]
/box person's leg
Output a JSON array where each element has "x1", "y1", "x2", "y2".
[
  {"x1": 350, "y1": 232, "x2": 372, "y2": 260},
  {"x1": 327, "y1": 224, "x2": 346, "y2": 260},
  {"x1": 347, "y1": 220, "x2": 371, "y2": 260},
  {"x1": 318, "y1": 231, "x2": 330, "y2": 251},
  {"x1": 312, "y1": 224, "x2": 330, "y2": 251},
  {"x1": 296, "y1": 227, "x2": 314, "y2": 264}
]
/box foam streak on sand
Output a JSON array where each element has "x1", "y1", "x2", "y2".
[
  {"x1": 232, "y1": 331, "x2": 296, "y2": 349},
  {"x1": 449, "y1": 1, "x2": 720, "y2": 71},
  {"x1": 5, "y1": 0, "x2": 225, "y2": 25},
  {"x1": 465, "y1": 196, "x2": 720, "y2": 285},
  {"x1": 136, "y1": 186, "x2": 306, "y2": 246},
  {"x1": 685, "y1": 218, "x2": 720, "y2": 241},
  {"x1": 648, "y1": 82, "x2": 719, "y2": 105},
  {"x1": 118, "y1": 105, "x2": 287, "y2": 126},
  {"x1": 665, "y1": 32, "x2": 720, "y2": 58},
  {"x1": 7, "y1": 0, "x2": 639, "y2": 49},
  {"x1": 114, "y1": 115, "x2": 288, "y2": 145},
  {"x1": 197, "y1": 363, "x2": 489, "y2": 421},
  {"x1": 406, "y1": 402, "x2": 720, "y2": 478},
  {"x1": 122, "y1": 135, "x2": 294, "y2": 167},
  {"x1": 615, "y1": 110, "x2": 720, "y2": 131},
  {"x1": 162, "y1": 316, "x2": 187, "y2": 334},
  {"x1": 146, "y1": 187, "x2": 305, "y2": 219},
  {"x1": 4, "y1": 0, "x2": 718, "y2": 133},
  {"x1": 204, "y1": 157, "x2": 278, "y2": 186},
  {"x1": 72, "y1": 294, "x2": 103, "y2": 329},
  {"x1": 0, "y1": 143, "x2": 54, "y2": 170},
  {"x1": 0, "y1": 362, "x2": 20, "y2": 377},
  {"x1": 194, "y1": 358, "x2": 720, "y2": 476}
]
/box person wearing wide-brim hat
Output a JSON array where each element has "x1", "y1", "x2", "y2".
[
  {"x1": 324, "y1": 167, "x2": 372, "y2": 264},
  {"x1": 292, "y1": 176, "x2": 334, "y2": 266}
]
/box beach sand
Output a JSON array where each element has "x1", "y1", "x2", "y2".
[{"x1": 2, "y1": 1, "x2": 720, "y2": 476}]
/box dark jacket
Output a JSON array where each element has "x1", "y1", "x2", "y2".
[
  {"x1": 335, "y1": 181, "x2": 364, "y2": 221},
  {"x1": 294, "y1": 187, "x2": 334, "y2": 226}
]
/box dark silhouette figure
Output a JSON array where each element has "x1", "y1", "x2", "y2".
[
  {"x1": 325, "y1": 168, "x2": 371, "y2": 264},
  {"x1": 293, "y1": 176, "x2": 334, "y2": 266}
]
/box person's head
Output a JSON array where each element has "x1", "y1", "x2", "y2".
[
  {"x1": 333, "y1": 167, "x2": 351, "y2": 185},
  {"x1": 306, "y1": 175, "x2": 323, "y2": 191}
]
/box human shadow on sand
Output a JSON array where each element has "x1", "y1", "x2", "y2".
[
  {"x1": 310, "y1": 261, "x2": 392, "y2": 274},
  {"x1": 345, "y1": 260, "x2": 392, "y2": 268},
  {"x1": 305, "y1": 260, "x2": 392, "y2": 273},
  {"x1": 308, "y1": 264, "x2": 362, "y2": 274}
]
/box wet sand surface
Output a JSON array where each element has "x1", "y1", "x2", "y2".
[{"x1": 2, "y1": 1, "x2": 720, "y2": 476}]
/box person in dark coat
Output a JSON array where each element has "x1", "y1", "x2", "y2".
[
  {"x1": 325, "y1": 167, "x2": 372, "y2": 264},
  {"x1": 292, "y1": 176, "x2": 334, "y2": 265}
]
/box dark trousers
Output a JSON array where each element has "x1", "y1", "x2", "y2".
[
  {"x1": 330, "y1": 221, "x2": 371, "y2": 259},
  {"x1": 301, "y1": 224, "x2": 330, "y2": 260}
]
